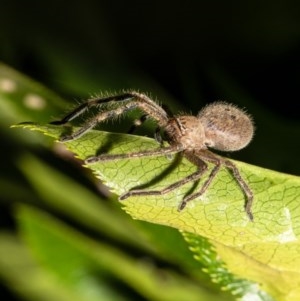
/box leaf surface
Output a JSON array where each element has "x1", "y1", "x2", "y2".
[{"x1": 14, "y1": 122, "x2": 300, "y2": 301}]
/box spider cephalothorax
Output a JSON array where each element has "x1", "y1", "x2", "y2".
[{"x1": 52, "y1": 91, "x2": 255, "y2": 220}]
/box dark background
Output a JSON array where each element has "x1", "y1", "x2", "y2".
[
  {"x1": 0, "y1": 1, "x2": 300, "y2": 300},
  {"x1": 1, "y1": 1, "x2": 300, "y2": 212},
  {"x1": 0, "y1": 2, "x2": 299, "y2": 193},
  {"x1": 1, "y1": 0, "x2": 299, "y2": 175},
  {"x1": 1, "y1": 0, "x2": 299, "y2": 114}
]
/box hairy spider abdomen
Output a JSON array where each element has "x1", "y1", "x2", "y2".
[
  {"x1": 165, "y1": 116, "x2": 206, "y2": 149},
  {"x1": 198, "y1": 102, "x2": 254, "y2": 152}
]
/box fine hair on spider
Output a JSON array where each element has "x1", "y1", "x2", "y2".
[{"x1": 51, "y1": 91, "x2": 255, "y2": 220}]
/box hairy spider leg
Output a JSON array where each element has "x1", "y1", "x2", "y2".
[
  {"x1": 53, "y1": 92, "x2": 169, "y2": 142},
  {"x1": 180, "y1": 150, "x2": 253, "y2": 220},
  {"x1": 128, "y1": 114, "x2": 150, "y2": 134},
  {"x1": 85, "y1": 144, "x2": 184, "y2": 164},
  {"x1": 59, "y1": 108, "x2": 133, "y2": 142},
  {"x1": 223, "y1": 159, "x2": 254, "y2": 220},
  {"x1": 118, "y1": 150, "x2": 208, "y2": 201},
  {"x1": 178, "y1": 152, "x2": 221, "y2": 210},
  {"x1": 85, "y1": 139, "x2": 253, "y2": 219},
  {"x1": 126, "y1": 114, "x2": 165, "y2": 149},
  {"x1": 51, "y1": 95, "x2": 132, "y2": 125},
  {"x1": 153, "y1": 127, "x2": 164, "y2": 146}
]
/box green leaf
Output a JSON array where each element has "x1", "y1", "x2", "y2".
[
  {"x1": 0, "y1": 63, "x2": 66, "y2": 124},
  {"x1": 183, "y1": 232, "x2": 275, "y2": 301},
  {"x1": 16, "y1": 153, "x2": 208, "y2": 271},
  {"x1": 0, "y1": 232, "x2": 82, "y2": 301},
  {"x1": 2, "y1": 62, "x2": 228, "y2": 300},
  {"x1": 13, "y1": 122, "x2": 300, "y2": 301},
  {"x1": 17, "y1": 205, "x2": 220, "y2": 301}
]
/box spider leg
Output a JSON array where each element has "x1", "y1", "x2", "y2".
[
  {"x1": 52, "y1": 91, "x2": 169, "y2": 142},
  {"x1": 178, "y1": 163, "x2": 220, "y2": 210},
  {"x1": 50, "y1": 100, "x2": 98, "y2": 125},
  {"x1": 223, "y1": 159, "x2": 254, "y2": 221},
  {"x1": 59, "y1": 106, "x2": 135, "y2": 142},
  {"x1": 180, "y1": 150, "x2": 253, "y2": 221},
  {"x1": 51, "y1": 94, "x2": 136, "y2": 125},
  {"x1": 119, "y1": 150, "x2": 208, "y2": 201},
  {"x1": 60, "y1": 118, "x2": 99, "y2": 142},
  {"x1": 127, "y1": 114, "x2": 163, "y2": 145},
  {"x1": 128, "y1": 114, "x2": 149, "y2": 134},
  {"x1": 85, "y1": 145, "x2": 184, "y2": 164},
  {"x1": 153, "y1": 127, "x2": 164, "y2": 146}
]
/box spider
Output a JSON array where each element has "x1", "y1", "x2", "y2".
[{"x1": 52, "y1": 91, "x2": 255, "y2": 220}]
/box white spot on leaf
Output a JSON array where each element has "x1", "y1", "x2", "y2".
[
  {"x1": 277, "y1": 208, "x2": 297, "y2": 243},
  {"x1": 23, "y1": 93, "x2": 46, "y2": 110},
  {"x1": 0, "y1": 78, "x2": 17, "y2": 92}
]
